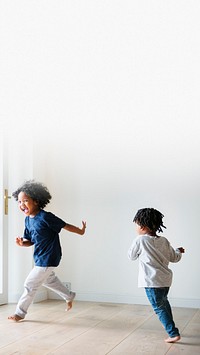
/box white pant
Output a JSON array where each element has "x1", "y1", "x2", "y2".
[{"x1": 15, "y1": 266, "x2": 75, "y2": 319}]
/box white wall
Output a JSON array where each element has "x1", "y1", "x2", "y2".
[{"x1": 1, "y1": 1, "x2": 200, "y2": 307}]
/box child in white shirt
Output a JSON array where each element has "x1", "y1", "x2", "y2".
[{"x1": 128, "y1": 207, "x2": 185, "y2": 343}]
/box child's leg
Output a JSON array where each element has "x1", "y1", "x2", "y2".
[
  {"x1": 8, "y1": 266, "x2": 55, "y2": 321},
  {"x1": 145, "y1": 287, "x2": 180, "y2": 342},
  {"x1": 42, "y1": 271, "x2": 76, "y2": 310}
]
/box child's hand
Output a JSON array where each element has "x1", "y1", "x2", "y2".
[
  {"x1": 178, "y1": 247, "x2": 185, "y2": 253},
  {"x1": 16, "y1": 237, "x2": 23, "y2": 246},
  {"x1": 80, "y1": 221, "x2": 86, "y2": 235}
]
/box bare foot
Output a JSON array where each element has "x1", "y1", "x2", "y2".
[
  {"x1": 8, "y1": 314, "x2": 23, "y2": 322},
  {"x1": 66, "y1": 301, "x2": 73, "y2": 311},
  {"x1": 165, "y1": 335, "x2": 181, "y2": 343},
  {"x1": 65, "y1": 291, "x2": 76, "y2": 312}
]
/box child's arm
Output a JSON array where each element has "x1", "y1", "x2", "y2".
[
  {"x1": 63, "y1": 221, "x2": 86, "y2": 235},
  {"x1": 16, "y1": 237, "x2": 34, "y2": 247},
  {"x1": 169, "y1": 245, "x2": 185, "y2": 262}
]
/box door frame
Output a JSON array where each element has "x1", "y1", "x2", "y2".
[{"x1": 0, "y1": 137, "x2": 8, "y2": 304}]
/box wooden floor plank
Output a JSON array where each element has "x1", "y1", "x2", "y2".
[
  {"x1": 47, "y1": 304, "x2": 153, "y2": 355},
  {"x1": 0, "y1": 301, "x2": 199, "y2": 355}
]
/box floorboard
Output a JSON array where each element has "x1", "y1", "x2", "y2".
[{"x1": 0, "y1": 301, "x2": 199, "y2": 355}]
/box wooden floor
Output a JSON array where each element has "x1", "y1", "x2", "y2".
[{"x1": 0, "y1": 300, "x2": 199, "y2": 354}]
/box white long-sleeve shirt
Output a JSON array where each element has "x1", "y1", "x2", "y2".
[{"x1": 128, "y1": 234, "x2": 182, "y2": 288}]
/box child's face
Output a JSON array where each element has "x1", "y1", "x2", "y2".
[
  {"x1": 135, "y1": 222, "x2": 148, "y2": 235},
  {"x1": 18, "y1": 191, "x2": 40, "y2": 218},
  {"x1": 135, "y1": 223, "x2": 143, "y2": 235},
  {"x1": 135, "y1": 222, "x2": 156, "y2": 236}
]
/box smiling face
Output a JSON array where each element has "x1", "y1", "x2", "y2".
[{"x1": 18, "y1": 191, "x2": 40, "y2": 217}]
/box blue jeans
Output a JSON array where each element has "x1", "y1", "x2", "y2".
[{"x1": 145, "y1": 287, "x2": 180, "y2": 337}]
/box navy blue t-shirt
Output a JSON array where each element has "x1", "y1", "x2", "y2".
[{"x1": 23, "y1": 210, "x2": 66, "y2": 267}]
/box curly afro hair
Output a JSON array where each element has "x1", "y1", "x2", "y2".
[
  {"x1": 12, "y1": 180, "x2": 52, "y2": 209},
  {"x1": 133, "y1": 208, "x2": 166, "y2": 233}
]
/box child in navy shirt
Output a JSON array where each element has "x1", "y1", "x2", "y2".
[{"x1": 8, "y1": 180, "x2": 86, "y2": 321}]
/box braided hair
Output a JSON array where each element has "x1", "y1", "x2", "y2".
[
  {"x1": 133, "y1": 208, "x2": 166, "y2": 233},
  {"x1": 12, "y1": 180, "x2": 52, "y2": 209}
]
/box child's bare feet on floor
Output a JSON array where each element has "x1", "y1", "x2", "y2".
[
  {"x1": 8, "y1": 314, "x2": 23, "y2": 322},
  {"x1": 165, "y1": 335, "x2": 181, "y2": 343},
  {"x1": 66, "y1": 301, "x2": 73, "y2": 311},
  {"x1": 65, "y1": 291, "x2": 76, "y2": 311}
]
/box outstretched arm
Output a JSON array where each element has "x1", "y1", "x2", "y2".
[{"x1": 63, "y1": 221, "x2": 86, "y2": 235}]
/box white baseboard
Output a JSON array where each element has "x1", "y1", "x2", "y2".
[
  {"x1": 8, "y1": 288, "x2": 48, "y2": 304},
  {"x1": 48, "y1": 291, "x2": 200, "y2": 309},
  {"x1": 33, "y1": 289, "x2": 48, "y2": 303},
  {"x1": 47, "y1": 290, "x2": 65, "y2": 300},
  {"x1": 9, "y1": 289, "x2": 200, "y2": 309},
  {"x1": 170, "y1": 297, "x2": 200, "y2": 309}
]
